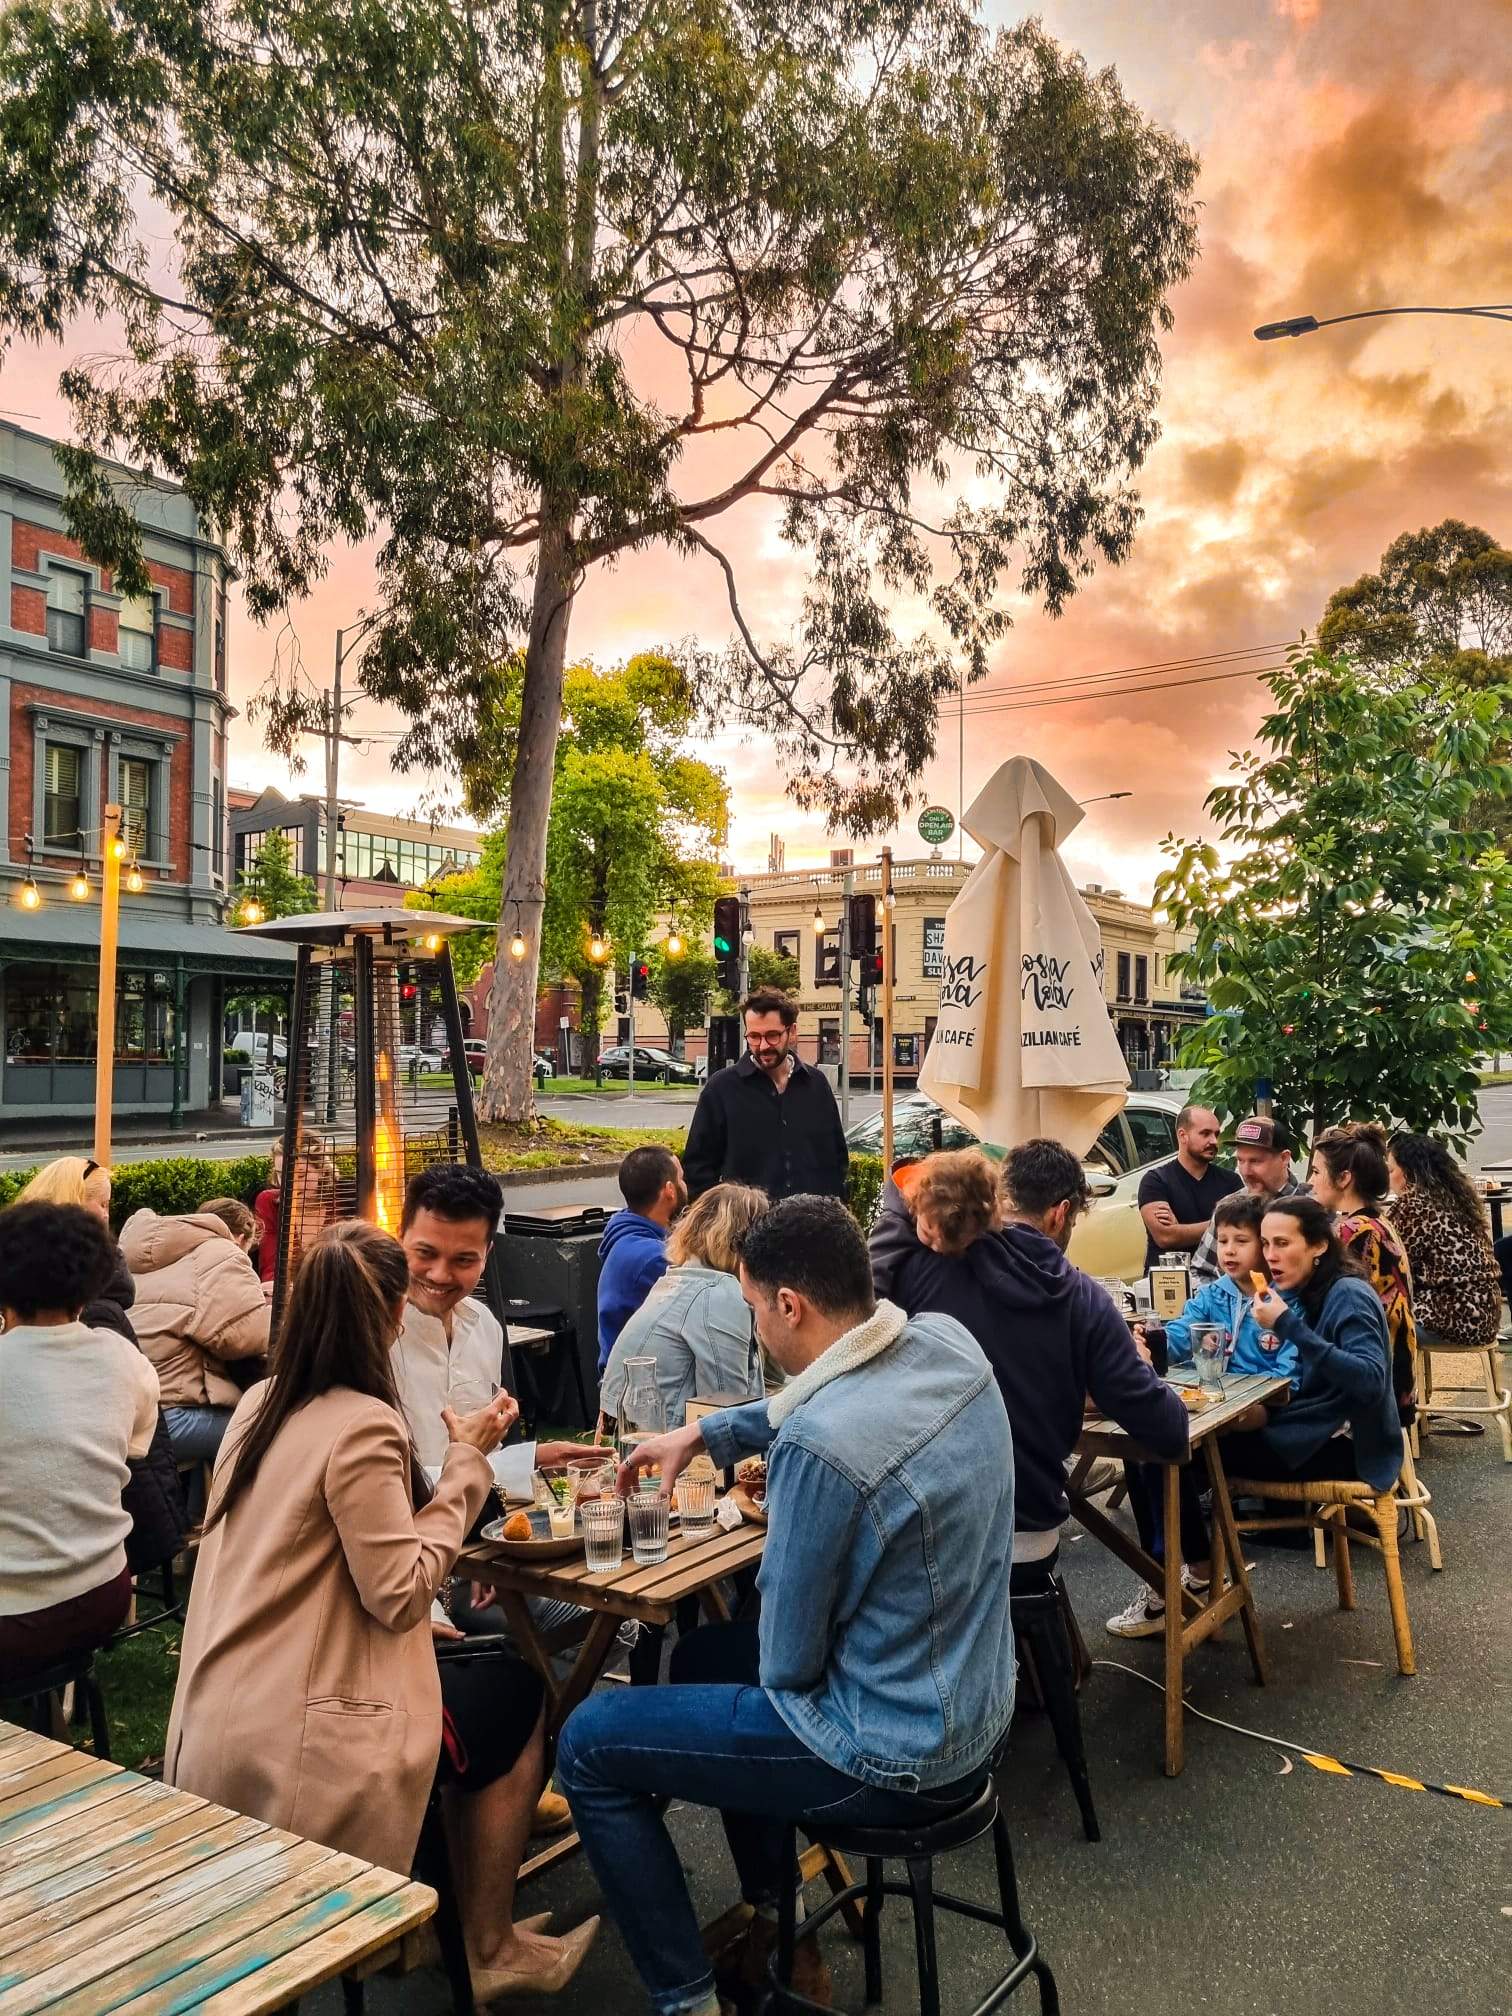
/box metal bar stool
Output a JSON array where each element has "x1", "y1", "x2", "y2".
[
  {"x1": 1011, "y1": 1581, "x2": 1100, "y2": 1841},
  {"x1": 1, "y1": 1648, "x2": 111, "y2": 1759},
  {"x1": 767, "y1": 1771, "x2": 1059, "y2": 2016}
]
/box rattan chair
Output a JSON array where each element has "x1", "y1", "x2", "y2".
[
  {"x1": 1229, "y1": 1472, "x2": 1416, "y2": 1676},
  {"x1": 1417, "y1": 1340, "x2": 1512, "y2": 1462}
]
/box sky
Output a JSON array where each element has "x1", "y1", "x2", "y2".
[{"x1": 3, "y1": 0, "x2": 1510, "y2": 898}]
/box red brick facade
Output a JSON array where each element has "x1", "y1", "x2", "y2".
[
  {"x1": 11, "y1": 680, "x2": 192, "y2": 881},
  {"x1": 11, "y1": 519, "x2": 195, "y2": 672}
]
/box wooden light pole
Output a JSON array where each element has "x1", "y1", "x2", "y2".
[
  {"x1": 880, "y1": 846, "x2": 895, "y2": 1174},
  {"x1": 93, "y1": 802, "x2": 124, "y2": 1166}
]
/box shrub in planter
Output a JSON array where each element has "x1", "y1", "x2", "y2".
[
  {"x1": 846, "y1": 1153, "x2": 884, "y2": 1233},
  {"x1": 0, "y1": 1154, "x2": 273, "y2": 1228}
]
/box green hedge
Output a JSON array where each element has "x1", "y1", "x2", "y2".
[
  {"x1": 846, "y1": 1153, "x2": 884, "y2": 1232},
  {"x1": 0, "y1": 1154, "x2": 273, "y2": 1229}
]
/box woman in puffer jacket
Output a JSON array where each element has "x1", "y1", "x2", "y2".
[{"x1": 120, "y1": 1197, "x2": 271, "y2": 1487}]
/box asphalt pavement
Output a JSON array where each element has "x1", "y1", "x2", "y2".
[{"x1": 307, "y1": 1413, "x2": 1512, "y2": 2016}]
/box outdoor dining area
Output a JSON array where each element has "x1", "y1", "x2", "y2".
[{"x1": 2, "y1": 762, "x2": 1509, "y2": 2016}]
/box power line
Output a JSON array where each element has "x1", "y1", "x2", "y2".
[
  {"x1": 954, "y1": 643, "x2": 1287, "y2": 714},
  {"x1": 954, "y1": 661, "x2": 1281, "y2": 718}
]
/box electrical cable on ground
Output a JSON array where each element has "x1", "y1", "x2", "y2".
[{"x1": 1091, "y1": 1659, "x2": 1507, "y2": 1809}]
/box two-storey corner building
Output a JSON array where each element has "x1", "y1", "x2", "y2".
[{"x1": 0, "y1": 422, "x2": 294, "y2": 1130}]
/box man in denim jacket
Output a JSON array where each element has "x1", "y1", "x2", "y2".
[{"x1": 557, "y1": 1194, "x2": 1016, "y2": 2016}]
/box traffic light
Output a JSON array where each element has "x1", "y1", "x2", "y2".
[
  {"x1": 614, "y1": 988, "x2": 628, "y2": 1015},
  {"x1": 713, "y1": 894, "x2": 742, "y2": 991},
  {"x1": 631, "y1": 960, "x2": 650, "y2": 1001},
  {"x1": 847, "y1": 892, "x2": 876, "y2": 962},
  {"x1": 860, "y1": 941, "x2": 884, "y2": 988}
]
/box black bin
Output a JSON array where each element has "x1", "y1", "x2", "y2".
[{"x1": 495, "y1": 1203, "x2": 608, "y2": 1428}]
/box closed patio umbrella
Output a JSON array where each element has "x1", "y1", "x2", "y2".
[{"x1": 918, "y1": 756, "x2": 1128, "y2": 1157}]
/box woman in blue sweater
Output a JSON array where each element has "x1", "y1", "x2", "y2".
[{"x1": 1223, "y1": 1194, "x2": 1403, "y2": 1492}]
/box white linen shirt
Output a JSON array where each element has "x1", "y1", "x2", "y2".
[{"x1": 391, "y1": 1295, "x2": 505, "y2": 1466}]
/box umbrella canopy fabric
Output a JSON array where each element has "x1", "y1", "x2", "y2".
[{"x1": 918, "y1": 756, "x2": 1129, "y2": 1158}]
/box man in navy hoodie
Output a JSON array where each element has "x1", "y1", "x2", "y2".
[
  {"x1": 597, "y1": 1145, "x2": 687, "y2": 1375},
  {"x1": 873, "y1": 1138, "x2": 1188, "y2": 1590}
]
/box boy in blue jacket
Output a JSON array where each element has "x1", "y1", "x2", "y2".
[
  {"x1": 1108, "y1": 1193, "x2": 1297, "y2": 1637},
  {"x1": 596, "y1": 1146, "x2": 685, "y2": 1374}
]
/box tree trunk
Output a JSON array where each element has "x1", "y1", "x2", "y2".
[{"x1": 480, "y1": 502, "x2": 576, "y2": 1124}]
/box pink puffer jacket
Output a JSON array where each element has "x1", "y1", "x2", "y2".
[{"x1": 119, "y1": 1210, "x2": 271, "y2": 1410}]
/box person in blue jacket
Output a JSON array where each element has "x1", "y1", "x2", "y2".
[
  {"x1": 1108, "y1": 1192, "x2": 1300, "y2": 1638},
  {"x1": 1223, "y1": 1193, "x2": 1403, "y2": 1492},
  {"x1": 596, "y1": 1147, "x2": 686, "y2": 1375}
]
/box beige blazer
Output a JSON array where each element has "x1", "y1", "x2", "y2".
[
  {"x1": 165, "y1": 1382, "x2": 492, "y2": 1874},
  {"x1": 120, "y1": 1210, "x2": 271, "y2": 1410}
]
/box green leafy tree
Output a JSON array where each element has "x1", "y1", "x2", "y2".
[
  {"x1": 714, "y1": 941, "x2": 803, "y2": 1017},
  {"x1": 418, "y1": 655, "x2": 726, "y2": 1078},
  {"x1": 1155, "y1": 650, "x2": 1512, "y2": 1141},
  {"x1": 232, "y1": 828, "x2": 316, "y2": 924},
  {"x1": 0, "y1": 0, "x2": 1198, "y2": 1118},
  {"x1": 648, "y1": 946, "x2": 716, "y2": 1050}
]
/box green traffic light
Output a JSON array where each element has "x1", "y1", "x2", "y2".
[{"x1": 713, "y1": 935, "x2": 732, "y2": 954}]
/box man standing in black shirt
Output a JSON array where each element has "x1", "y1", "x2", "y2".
[
  {"x1": 1136, "y1": 1104, "x2": 1241, "y2": 1272},
  {"x1": 682, "y1": 989, "x2": 848, "y2": 1202}
]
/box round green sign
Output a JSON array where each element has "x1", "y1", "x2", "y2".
[{"x1": 917, "y1": 805, "x2": 955, "y2": 846}]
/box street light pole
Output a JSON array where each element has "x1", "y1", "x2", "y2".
[
  {"x1": 1077, "y1": 791, "x2": 1133, "y2": 807},
  {"x1": 93, "y1": 803, "x2": 123, "y2": 1167},
  {"x1": 880, "y1": 848, "x2": 895, "y2": 1174},
  {"x1": 1255, "y1": 303, "x2": 1512, "y2": 341}
]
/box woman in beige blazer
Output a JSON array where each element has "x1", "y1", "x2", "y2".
[{"x1": 166, "y1": 1219, "x2": 597, "y2": 2000}]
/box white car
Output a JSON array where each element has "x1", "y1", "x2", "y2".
[
  {"x1": 226, "y1": 1032, "x2": 287, "y2": 1065},
  {"x1": 844, "y1": 1089, "x2": 1186, "y2": 1281},
  {"x1": 398, "y1": 1043, "x2": 444, "y2": 1073}
]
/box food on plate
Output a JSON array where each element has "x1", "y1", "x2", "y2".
[
  {"x1": 501, "y1": 1510, "x2": 534, "y2": 1541},
  {"x1": 736, "y1": 1457, "x2": 768, "y2": 1508},
  {"x1": 1249, "y1": 1270, "x2": 1268, "y2": 1294},
  {"x1": 1177, "y1": 1386, "x2": 1210, "y2": 1412}
]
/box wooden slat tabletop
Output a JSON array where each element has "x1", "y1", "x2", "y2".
[
  {"x1": 1078, "y1": 1370, "x2": 1289, "y2": 1461},
  {"x1": 0, "y1": 1721, "x2": 434, "y2": 2015},
  {"x1": 461, "y1": 1511, "x2": 767, "y2": 1623}
]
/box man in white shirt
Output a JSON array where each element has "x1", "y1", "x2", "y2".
[{"x1": 394, "y1": 1164, "x2": 510, "y2": 1467}]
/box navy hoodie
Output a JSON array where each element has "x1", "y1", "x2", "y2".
[
  {"x1": 596, "y1": 1210, "x2": 669, "y2": 1372},
  {"x1": 873, "y1": 1184, "x2": 1189, "y2": 1537}
]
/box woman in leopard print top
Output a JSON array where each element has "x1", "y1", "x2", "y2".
[{"x1": 1386, "y1": 1134, "x2": 1502, "y2": 1348}]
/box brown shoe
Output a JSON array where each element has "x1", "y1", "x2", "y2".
[
  {"x1": 716, "y1": 1911, "x2": 831, "y2": 2012},
  {"x1": 532, "y1": 1789, "x2": 573, "y2": 1834}
]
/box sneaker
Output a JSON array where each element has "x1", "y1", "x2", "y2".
[
  {"x1": 1183, "y1": 1564, "x2": 1209, "y2": 1597},
  {"x1": 1105, "y1": 1587, "x2": 1166, "y2": 1638}
]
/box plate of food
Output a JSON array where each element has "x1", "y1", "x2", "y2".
[
  {"x1": 479, "y1": 1507, "x2": 585, "y2": 1560},
  {"x1": 728, "y1": 1456, "x2": 768, "y2": 1524},
  {"x1": 1176, "y1": 1386, "x2": 1211, "y2": 1413}
]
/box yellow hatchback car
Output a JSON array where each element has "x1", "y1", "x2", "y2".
[{"x1": 844, "y1": 1089, "x2": 1187, "y2": 1283}]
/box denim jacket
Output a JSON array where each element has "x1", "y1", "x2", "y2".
[{"x1": 700, "y1": 1312, "x2": 1016, "y2": 1792}]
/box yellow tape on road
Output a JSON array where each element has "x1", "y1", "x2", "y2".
[{"x1": 1300, "y1": 1753, "x2": 1505, "y2": 1807}]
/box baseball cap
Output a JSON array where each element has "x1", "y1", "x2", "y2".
[{"x1": 1234, "y1": 1115, "x2": 1292, "y2": 1153}]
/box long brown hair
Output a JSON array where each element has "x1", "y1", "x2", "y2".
[{"x1": 205, "y1": 1220, "x2": 423, "y2": 1530}]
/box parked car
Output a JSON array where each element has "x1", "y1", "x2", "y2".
[
  {"x1": 844, "y1": 1090, "x2": 1185, "y2": 1282},
  {"x1": 443, "y1": 1038, "x2": 490, "y2": 1078},
  {"x1": 397, "y1": 1042, "x2": 444, "y2": 1073},
  {"x1": 225, "y1": 1032, "x2": 287, "y2": 1066},
  {"x1": 597, "y1": 1044, "x2": 698, "y2": 1084}
]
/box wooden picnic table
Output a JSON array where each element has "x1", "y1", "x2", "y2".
[
  {"x1": 459, "y1": 1512, "x2": 768, "y2": 1886},
  {"x1": 1067, "y1": 1369, "x2": 1289, "y2": 1778},
  {"x1": 0, "y1": 1718, "x2": 435, "y2": 2015}
]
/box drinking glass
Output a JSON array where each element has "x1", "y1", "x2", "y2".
[
  {"x1": 628, "y1": 1493, "x2": 670, "y2": 1565},
  {"x1": 581, "y1": 1496, "x2": 626, "y2": 1574},
  {"x1": 674, "y1": 1472, "x2": 717, "y2": 1536},
  {"x1": 1191, "y1": 1324, "x2": 1228, "y2": 1397}
]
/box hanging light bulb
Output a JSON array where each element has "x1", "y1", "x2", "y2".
[
  {"x1": 665, "y1": 931, "x2": 683, "y2": 957},
  {"x1": 588, "y1": 932, "x2": 607, "y2": 962},
  {"x1": 510, "y1": 931, "x2": 527, "y2": 960},
  {"x1": 422, "y1": 932, "x2": 442, "y2": 953},
  {"x1": 241, "y1": 897, "x2": 264, "y2": 924},
  {"x1": 109, "y1": 834, "x2": 127, "y2": 862},
  {"x1": 125, "y1": 858, "x2": 144, "y2": 894},
  {"x1": 811, "y1": 903, "x2": 825, "y2": 934},
  {"x1": 70, "y1": 864, "x2": 91, "y2": 901},
  {"x1": 19, "y1": 875, "x2": 40, "y2": 911}
]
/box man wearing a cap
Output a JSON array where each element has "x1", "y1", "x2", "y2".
[{"x1": 1188, "y1": 1115, "x2": 1303, "y2": 1286}]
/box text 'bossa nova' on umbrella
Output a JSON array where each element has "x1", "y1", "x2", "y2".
[{"x1": 919, "y1": 756, "x2": 1129, "y2": 1158}]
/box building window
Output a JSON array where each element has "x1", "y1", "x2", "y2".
[
  {"x1": 818, "y1": 1018, "x2": 841, "y2": 1063},
  {"x1": 212, "y1": 776, "x2": 224, "y2": 876},
  {"x1": 119, "y1": 756, "x2": 152, "y2": 856},
  {"x1": 815, "y1": 928, "x2": 842, "y2": 987},
  {"x1": 44, "y1": 743, "x2": 83, "y2": 847},
  {"x1": 774, "y1": 930, "x2": 800, "y2": 964},
  {"x1": 214, "y1": 586, "x2": 227, "y2": 691},
  {"x1": 117, "y1": 592, "x2": 157, "y2": 672},
  {"x1": 45, "y1": 567, "x2": 88, "y2": 656},
  {"x1": 1134, "y1": 954, "x2": 1149, "y2": 1003},
  {"x1": 1116, "y1": 951, "x2": 1131, "y2": 1002},
  {"x1": 3, "y1": 963, "x2": 175, "y2": 1066}
]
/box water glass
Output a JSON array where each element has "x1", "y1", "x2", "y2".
[
  {"x1": 674, "y1": 1472, "x2": 717, "y2": 1536},
  {"x1": 628, "y1": 1493, "x2": 670, "y2": 1565},
  {"x1": 580, "y1": 1496, "x2": 625, "y2": 1574},
  {"x1": 1191, "y1": 1324, "x2": 1228, "y2": 1397}
]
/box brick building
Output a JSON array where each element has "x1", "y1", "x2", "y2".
[
  {"x1": 0, "y1": 422, "x2": 293, "y2": 1127},
  {"x1": 229, "y1": 785, "x2": 482, "y2": 909}
]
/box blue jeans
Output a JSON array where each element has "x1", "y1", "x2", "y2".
[
  {"x1": 162, "y1": 1406, "x2": 235, "y2": 1518},
  {"x1": 556, "y1": 1622, "x2": 984, "y2": 2016}
]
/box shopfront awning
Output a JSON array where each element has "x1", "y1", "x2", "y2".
[{"x1": 0, "y1": 909, "x2": 298, "y2": 981}]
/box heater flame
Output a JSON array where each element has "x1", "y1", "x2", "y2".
[{"x1": 372, "y1": 1114, "x2": 404, "y2": 1231}]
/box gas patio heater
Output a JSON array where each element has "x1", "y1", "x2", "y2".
[{"x1": 239, "y1": 909, "x2": 506, "y2": 1357}]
